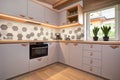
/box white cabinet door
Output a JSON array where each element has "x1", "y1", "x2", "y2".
[
  {"x1": 0, "y1": 43, "x2": 29, "y2": 79},
  {"x1": 0, "y1": 0, "x2": 27, "y2": 18},
  {"x1": 28, "y1": 0, "x2": 45, "y2": 22},
  {"x1": 29, "y1": 56, "x2": 48, "y2": 71},
  {"x1": 58, "y1": 43, "x2": 69, "y2": 65},
  {"x1": 0, "y1": 48, "x2": 4, "y2": 80},
  {"x1": 48, "y1": 42, "x2": 58, "y2": 65},
  {"x1": 102, "y1": 45, "x2": 120, "y2": 80},
  {"x1": 45, "y1": 7, "x2": 59, "y2": 25},
  {"x1": 69, "y1": 43, "x2": 83, "y2": 69},
  {"x1": 59, "y1": 10, "x2": 67, "y2": 26}
]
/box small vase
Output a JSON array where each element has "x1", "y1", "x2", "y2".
[
  {"x1": 93, "y1": 36, "x2": 98, "y2": 41},
  {"x1": 103, "y1": 36, "x2": 109, "y2": 41}
]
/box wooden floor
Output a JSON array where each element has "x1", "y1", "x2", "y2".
[{"x1": 9, "y1": 63, "x2": 105, "y2": 80}]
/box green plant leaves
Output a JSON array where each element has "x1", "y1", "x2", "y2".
[
  {"x1": 101, "y1": 26, "x2": 111, "y2": 37},
  {"x1": 93, "y1": 27, "x2": 99, "y2": 37}
]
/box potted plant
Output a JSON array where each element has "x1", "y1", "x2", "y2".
[
  {"x1": 93, "y1": 27, "x2": 99, "y2": 41},
  {"x1": 101, "y1": 25, "x2": 111, "y2": 41}
]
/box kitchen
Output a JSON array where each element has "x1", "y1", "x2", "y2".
[{"x1": 0, "y1": 0, "x2": 120, "y2": 80}]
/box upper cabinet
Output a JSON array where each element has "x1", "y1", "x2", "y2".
[
  {"x1": 28, "y1": 0, "x2": 45, "y2": 23},
  {"x1": 0, "y1": 0, "x2": 83, "y2": 26},
  {"x1": 59, "y1": 10, "x2": 67, "y2": 26},
  {"x1": 0, "y1": 0, "x2": 28, "y2": 18},
  {"x1": 44, "y1": 7, "x2": 59, "y2": 25},
  {"x1": 66, "y1": 5, "x2": 83, "y2": 25}
]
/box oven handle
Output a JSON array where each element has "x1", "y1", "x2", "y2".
[{"x1": 32, "y1": 47, "x2": 48, "y2": 49}]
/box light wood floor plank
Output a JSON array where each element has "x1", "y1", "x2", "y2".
[{"x1": 9, "y1": 63, "x2": 105, "y2": 80}]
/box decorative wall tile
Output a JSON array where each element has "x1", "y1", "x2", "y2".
[
  {"x1": 22, "y1": 27, "x2": 27, "y2": 32},
  {"x1": 59, "y1": 26, "x2": 84, "y2": 40},
  {"x1": 30, "y1": 32, "x2": 34, "y2": 37},
  {"x1": 26, "y1": 34, "x2": 31, "y2": 39},
  {"x1": 37, "y1": 33, "x2": 41, "y2": 37},
  {"x1": 0, "y1": 19, "x2": 84, "y2": 41},
  {"x1": 12, "y1": 26, "x2": 18, "y2": 31},
  {"x1": 34, "y1": 27, "x2": 38, "y2": 31},
  {"x1": 0, "y1": 24, "x2": 8, "y2": 30}
]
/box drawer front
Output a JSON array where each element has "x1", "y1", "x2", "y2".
[
  {"x1": 29, "y1": 57, "x2": 48, "y2": 71},
  {"x1": 84, "y1": 44, "x2": 101, "y2": 51},
  {"x1": 84, "y1": 51, "x2": 101, "y2": 59},
  {"x1": 83, "y1": 57, "x2": 101, "y2": 67},
  {"x1": 83, "y1": 64, "x2": 101, "y2": 76}
]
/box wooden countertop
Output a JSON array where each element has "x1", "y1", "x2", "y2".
[{"x1": 0, "y1": 40, "x2": 120, "y2": 45}]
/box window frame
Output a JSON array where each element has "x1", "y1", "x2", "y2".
[{"x1": 84, "y1": 5, "x2": 119, "y2": 41}]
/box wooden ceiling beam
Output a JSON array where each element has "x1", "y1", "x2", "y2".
[
  {"x1": 53, "y1": 0, "x2": 80, "y2": 10},
  {"x1": 53, "y1": 0, "x2": 68, "y2": 8}
]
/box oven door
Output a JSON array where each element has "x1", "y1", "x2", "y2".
[{"x1": 30, "y1": 44, "x2": 48, "y2": 59}]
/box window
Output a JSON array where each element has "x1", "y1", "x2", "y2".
[{"x1": 85, "y1": 5, "x2": 118, "y2": 40}]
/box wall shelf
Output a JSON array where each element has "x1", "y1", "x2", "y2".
[{"x1": 66, "y1": 5, "x2": 83, "y2": 25}]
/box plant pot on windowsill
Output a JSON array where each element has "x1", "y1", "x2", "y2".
[
  {"x1": 101, "y1": 26, "x2": 111, "y2": 41},
  {"x1": 103, "y1": 36, "x2": 109, "y2": 41},
  {"x1": 93, "y1": 36, "x2": 98, "y2": 41},
  {"x1": 93, "y1": 27, "x2": 99, "y2": 41}
]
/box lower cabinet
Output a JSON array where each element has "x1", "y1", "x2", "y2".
[
  {"x1": 0, "y1": 43, "x2": 120, "y2": 80},
  {"x1": 102, "y1": 45, "x2": 120, "y2": 80},
  {"x1": 82, "y1": 44, "x2": 102, "y2": 76},
  {"x1": 69, "y1": 43, "x2": 83, "y2": 69},
  {"x1": 29, "y1": 56, "x2": 48, "y2": 71},
  {"x1": 0, "y1": 43, "x2": 29, "y2": 80},
  {"x1": 0, "y1": 50, "x2": 4, "y2": 80},
  {"x1": 58, "y1": 43, "x2": 69, "y2": 65},
  {"x1": 82, "y1": 64, "x2": 101, "y2": 75},
  {"x1": 47, "y1": 42, "x2": 59, "y2": 65}
]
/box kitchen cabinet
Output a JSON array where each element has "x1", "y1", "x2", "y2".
[
  {"x1": 58, "y1": 43, "x2": 69, "y2": 65},
  {"x1": 82, "y1": 44, "x2": 102, "y2": 76},
  {"x1": 44, "y1": 7, "x2": 59, "y2": 25},
  {"x1": 0, "y1": 43, "x2": 29, "y2": 79},
  {"x1": 69, "y1": 43, "x2": 83, "y2": 69},
  {"x1": 59, "y1": 10, "x2": 67, "y2": 25},
  {"x1": 102, "y1": 45, "x2": 120, "y2": 80},
  {"x1": 48, "y1": 42, "x2": 59, "y2": 65},
  {"x1": 0, "y1": 49, "x2": 4, "y2": 80},
  {"x1": 29, "y1": 56, "x2": 48, "y2": 71},
  {"x1": 28, "y1": 0, "x2": 45, "y2": 22},
  {"x1": 0, "y1": 0, "x2": 28, "y2": 18}
]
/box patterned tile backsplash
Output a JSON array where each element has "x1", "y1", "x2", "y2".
[
  {"x1": 59, "y1": 26, "x2": 84, "y2": 40},
  {"x1": 0, "y1": 19, "x2": 84, "y2": 40}
]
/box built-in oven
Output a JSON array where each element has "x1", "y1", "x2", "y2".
[{"x1": 30, "y1": 42, "x2": 48, "y2": 59}]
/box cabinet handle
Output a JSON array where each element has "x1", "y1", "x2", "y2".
[
  {"x1": 73, "y1": 43, "x2": 78, "y2": 46},
  {"x1": 110, "y1": 45, "x2": 119, "y2": 49},
  {"x1": 90, "y1": 59, "x2": 93, "y2": 64},
  {"x1": 90, "y1": 67, "x2": 93, "y2": 71},
  {"x1": 19, "y1": 14, "x2": 25, "y2": 17},
  {"x1": 62, "y1": 23, "x2": 65, "y2": 25},
  {"x1": 37, "y1": 58, "x2": 42, "y2": 61},
  {"x1": 65, "y1": 43, "x2": 68, "y2": 45},
  {"x1": 90, "y1": 45, "x2": 93, "y2": 48},
  {"x1": 28, "y1": 17, "x2": 34, "y2": 19},
  {"x1": 21, "y1": 43, "x2": 28, "y2": 47},
  {"x1": 90, "y1": 52, "x2": 93, "y2": 56},
  {"x1": 46, "y1": 21, "x2": 49, "y2": 23}
]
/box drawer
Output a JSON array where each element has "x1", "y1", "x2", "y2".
[
  {"x1": 83, "y1": 57, "x2": 101, "y2": 67},
  {"x1": 82, "y1": 64, "x2": 101, "y2": 76},
  {"x1": 29, "y1": 56, "x2": 48, "y2": 71},
  {"x1": 84, "y1": 44, "x2": 101, "y2": 51},
  {"x1": 83, "y1": 50, "x2": 101, "y2": 59}
]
